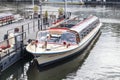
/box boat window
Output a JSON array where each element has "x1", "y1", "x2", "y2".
[
  {"x1": 37, "y1": 31, "x2": 49, "y2": 42},
  {"x1": 60, "y1": 32, "x2": 76, "y2": 44}
]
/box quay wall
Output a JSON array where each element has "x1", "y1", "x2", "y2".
[
  {"x1": 84, "y1": 1, "x2": 120, "y2": 5},
  {"x1": 0, "y1": 0, "x2": 120, "y2": 5}
]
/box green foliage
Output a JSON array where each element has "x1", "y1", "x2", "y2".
[
  {"x1": 44, "y1": 10, "x2": 48, "y2": 18},
  {"x1": 58, "y1": 7, "x2": 64, "y2": 15}
]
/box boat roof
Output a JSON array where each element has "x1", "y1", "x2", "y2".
[
  {"x1": 71, "y1": 16, "x2": 98, "y2": 33},
  {"x1": 48, "y1": 27, "x2": 69, "y2": 34}
]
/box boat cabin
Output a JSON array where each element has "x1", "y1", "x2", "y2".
[
  {"x1": 36, "y1": 16, "x2": 100, "y2": 45},
  {"x1": 37, "y1": 28, "x2": 80, "y2": 45},
  {"x1": 59, "y1": 16, "x2": 100, "y2": 40}
]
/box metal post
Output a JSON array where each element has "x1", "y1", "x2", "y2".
[
  {"x1": 32, "y1": 0, "x2": 34, "y2": 19},
  {"x1": 22, "y1": 25, "x2": 24, "y2": 42},
  {"x1": 39, "y1": 0, "x2": 43, "y2": 30},
  {"x1": 33, "y1": 21, "x2": 35, "y2": 31},
  {"x1": 38, "y1": 19, "x2": 40, "y2": 30},
  {"x1": 64, "y1": 0, "x2": 68, "y2": 23},
  {"x1": 64, "y1": 0, "x2": 67, "y2": 22},
  {"x1": 21, "y1": 26, "x2": 24, "y2": 57}
]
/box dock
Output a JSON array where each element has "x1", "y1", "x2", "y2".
[
  {"x1": 0, "y1": 10, "x2": 64, "y2": 73},
  {"x1": 0, "y1": 18, "x2": 40, "y2": 73}
]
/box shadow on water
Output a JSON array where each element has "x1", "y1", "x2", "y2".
[
  {"x1": 26, "y1": 31, "x2": 102, "y2": 80},
  {"x1": 0, "y1": 58, "x2": 32, "y2": 80}
]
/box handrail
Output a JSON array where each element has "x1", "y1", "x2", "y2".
[{"x1": 0, "y1": 32, "x2": 26, "y2": 61}]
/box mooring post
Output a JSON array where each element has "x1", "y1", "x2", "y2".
[{"x1": 22, "y1": 25, "x2": 24, "y2": 41}]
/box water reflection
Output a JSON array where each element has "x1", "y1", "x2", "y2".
[
  {"x1": 27, "y1": 52, "x2": 86, "y2": 80},
  {"x1": 0, "y1": 59, "x2": 28, "y2": 80},
  {"x1": 64, "y1": 23, "x2": 120, "y2": 80}
]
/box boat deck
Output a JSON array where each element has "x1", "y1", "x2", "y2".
[{"x1": 27, "y1": 43, "x2": 78, "y2": 54}]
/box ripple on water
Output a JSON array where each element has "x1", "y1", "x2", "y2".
[{"x1": 63, "y1": 23, "x2": 120, "y2": 80}]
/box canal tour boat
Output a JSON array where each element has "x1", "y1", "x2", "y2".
[
  {"x1": 0, "y1": 13, "x2": 14, "y2": 25},
  {"x1": 26, "y1": 15, "x2": 102, "y2": 66}
]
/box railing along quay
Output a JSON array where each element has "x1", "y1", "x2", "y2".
[{"x1": 0, "y1": 11, "x2": 59, "y2": 73}]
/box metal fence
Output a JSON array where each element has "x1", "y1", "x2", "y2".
[
  {"x1": 0, "y1": 32, "x2": 26, "y2": 60},
  {"x1": 0, "y1": 11, "x2": 60, "y2": 73},
  {"x1": 0, "y1": 10, "x2": 60, "y2": 59}
]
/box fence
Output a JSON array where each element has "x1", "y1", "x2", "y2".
[
  {"x1": 0, "y1": 10, "x2": 62, "y2": 60},
  {"x1": 0, "y1": 10, "x2": 61, "y2": 73},
  {"x1": 0, "y1": 32, "x2": 26, "y2": 61}
]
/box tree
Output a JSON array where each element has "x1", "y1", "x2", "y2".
[{"x1": 58, "y1": 7, "x2": 64, "y2": 15}]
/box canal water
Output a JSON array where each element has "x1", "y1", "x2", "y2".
[{"x1": 0, "y1": 3, "x2": 120, "y2": 80}]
